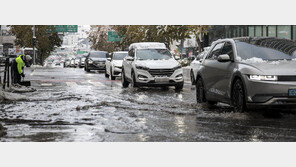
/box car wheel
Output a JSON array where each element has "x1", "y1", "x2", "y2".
[
  {"x1": 110, "y1": 67, "x2": 116, "y2": 80},
  {"x1": 196, "y1": 78, "x2": 205, "y2": 103},
  {"x1": 105, "y1": 68, "x2": 109, "y2": 78},
  {"x1": 131, "y1": 72, "x2": 138, "y2": 88},
  {"x1": 122, "y1": 69, "x2": 129, "y2": 88},
  {"x1": 232, "y1": 79, "x2": 246, "y2": 112},
  {"x1": 175, "y1": 83, "x2": 183, "y2": 91},
  {"x1": 190, "y1": 70, "x2": 195, "y2": 85}
]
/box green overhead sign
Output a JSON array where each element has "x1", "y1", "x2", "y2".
[
  {"x1": 77, "y1": 50, "x2": 88, "y2": 54},
  {"x1": 108, "y1": 31, "x2": 123, "y2": 42},
  {"x1": 48, "y1": 25, "x2": 78, "y2": 33}
]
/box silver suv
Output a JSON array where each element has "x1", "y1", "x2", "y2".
[
  {"x1": 195, "y1": 37, "x2": 296, "y2": 112},
  {"x1": 122, "y1": 42, "x2": 184, "y2": 90}
]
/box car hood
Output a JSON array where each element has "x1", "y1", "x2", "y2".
[
  {"x1": 136, "y1": 59, "x2": 180, "y2": 69},
  {"x1": 241, "y1": 60, "x2": 296, "y2": 75},
  {"x1": 89, "y1": 57, "x2": 107, "y2": 61},
  {"x1": 112, "y1": 60, "x2": 123, "y2": 67}
]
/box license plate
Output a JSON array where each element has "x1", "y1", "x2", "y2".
[
  {"x1": 155, "y1": 77, "x2": 169, "y2": 83},
  {"x1": 288, "y1": 89, "x2": 296, "y2": 96}
]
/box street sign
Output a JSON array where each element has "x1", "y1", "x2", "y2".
[
  {"x1": 108, "y1": 31, "x2": 123, "y2": 42},
  {"x1": 77, "y1": 51, "x2": 88, "y2": 55},
  {"x1": 48, "y1": 25, "x2": 78, "y2": 33}
]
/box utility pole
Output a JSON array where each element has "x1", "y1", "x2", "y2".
[{"x1": 33, "y1": 25, "x2": 36, "y2": 65}]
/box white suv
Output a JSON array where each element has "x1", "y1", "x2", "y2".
[
  {"x1": 121, "y1": 42, "x2": 184, "y2": 90},
  {"x1": 105, "y1": 51, "x2": 128, "y2": 80}
]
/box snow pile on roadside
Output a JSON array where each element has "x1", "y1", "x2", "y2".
[
  {"x1": 8, "y1": 85, "x2": 36, "y2": 93},
  {"x1": 0, "y1": 88, "x2": 27, "y2": 101},
  {"x1": 30, "y1": 65, "x2": 43, "y2": 68}
]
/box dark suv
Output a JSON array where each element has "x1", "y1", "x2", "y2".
[{"x1": 84, "y1": 51, "x2": 108, "y2": 72}]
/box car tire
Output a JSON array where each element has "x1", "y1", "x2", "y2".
[
  {"x1": 131, "y1": 72, "x2": 138, "y2": 88},
  {"x1": 190, "y1": 70, "x2": 195, "y2": 85},
  {"x1": 196, "y1": 78, "x2": 205, "y2": 103},
  {"x1": 122, "y1": 69, "x2": 129, "y2": 88},
  {"x1": 175, "y1": 83, "x2": 183, "y2": 91},
  {"x1": 232, "y1": 79, "x2": 246, "y2": 112},
  {"x1": 105, "y1": 68, "x2": 109, "y2": 78},
  {"x1": 110, "y1": 67, "x2": 116, "y2": 80}
]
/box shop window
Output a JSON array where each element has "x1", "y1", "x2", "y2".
[
  {"x1": 277, "y1": 25, "x2": 291, "y2": 39},
  {"x1": 255, "y1": 26, "x2": 262, "y2": 36},
  {"x1": 293, "y1": 26, "x2": 296, "y2": 41},
  {"x1": 268, "y1": 26, "x2": 276, "y2": 37},
  {"x1": 263, "y1": 26, "x2": 267, "y2": 37},
  {"x1": 248, "y1": 26, "x2": 255, "y2": 37}
]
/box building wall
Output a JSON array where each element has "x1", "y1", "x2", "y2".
[{"x1": 223, "y1": 25, "x2": 295, "y2": 41}]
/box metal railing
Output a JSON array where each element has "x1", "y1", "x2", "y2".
[{"x1": 0, "y1": 55, "x2": 10, "y2": 89}]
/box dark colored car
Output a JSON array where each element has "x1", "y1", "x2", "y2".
[
  {"x1": 0, "y1": 55, "x2": 6, "y2": 66},
  {"x1": 84, "y1": 51, "x2": 108, "y2": 72}
]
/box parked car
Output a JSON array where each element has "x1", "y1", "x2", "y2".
[
  {"x1": 121, "y1": 42, "x2": 184, "y2": 90},
  {"x1": 64, "y1": 59, "x2": 71, "y2": 68},
  {"x1": 74, "y1": 57, "x2": 80, "y2": 67},
  {"x1": 70, "y1": 58, "x2": 76, "y2": 67},
  {"x1": 105, "y1": 51, "x2": 128, "y2": 80},
  {"x1": 195, "y1": 37, "x2": 296, "y2": 112},
  {"x1": 78, "y1": 54, "x2": 87, "y2": 68},
  {"x1": 189, "y1": 47, "x2": 210, "y2": 85},
  {"x1": 85, "y1": 51, "x2": 108, "y2": 72}
]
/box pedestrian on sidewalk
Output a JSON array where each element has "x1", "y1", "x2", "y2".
[{"x1": 11, "y1": 54, "x2": 32, "y2": 85}]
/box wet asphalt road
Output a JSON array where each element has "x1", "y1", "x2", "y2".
[{"x1": 1, "y1": 65, "x2": 296, "y2": 142}]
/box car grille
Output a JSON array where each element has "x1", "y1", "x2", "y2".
[
  {"x1": 278, "y1": 76, "x2": 296, "y2": 81},
  {"x1": 148, "y1": 69, "x2": 175, "y2": 77},
  {"x1": 94, "y1": 61, "x2": 105, "y2": 64}
]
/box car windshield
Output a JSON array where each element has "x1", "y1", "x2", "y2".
[
  {"x1": 90, "y1": 52, "x2": 107, "y2": 58},
  {"x1": 236, "y1": 39, "x2": 296, "y2": 61},
  {"x1": 113, "y1": 52, "x2": 127, "y2": 60},
  {"x1": 136, "y1": 49, "x2": 172, "y2": 60}
]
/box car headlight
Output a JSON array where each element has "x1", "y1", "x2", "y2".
[
  {"x1": 88, "y1": 59, "x2": 93, "y2": 64},
  {"x1": 136, "y1": 65, "x2": 149, "y2": 70},
  {"x1": 173, "y1": 65, "x2": 182, "y2": 70},
  {"x1": 249, "y1": 75, "x2": 278, "y2": 81}
]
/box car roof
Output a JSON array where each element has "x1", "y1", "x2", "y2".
[
  {"x1": 113, "y1": 51, "x2": 128, "y2": 54},
  {"x1": 129, "y1": 42, "x2": 166, "y2": 50},
  {"x1": 90, "y1": 51, "x2": 107, "y2": 53}
]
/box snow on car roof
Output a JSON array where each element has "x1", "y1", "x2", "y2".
[
  {"x1": 129, "y1": 42, "x2": 166, "y2": 50},
  {"x1": 114, "y1": 51, "x2": 128, "y2": 53}
]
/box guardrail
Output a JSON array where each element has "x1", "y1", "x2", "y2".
[{"x1": 0, "y1": 56, "x2": 10, "y2": 89}]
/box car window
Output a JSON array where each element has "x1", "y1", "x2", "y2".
[
  {"x1": 221, "y1": 42, "x2": 234, "y2": 60},
  {"x1": 207, "y1": 42, "x2": 224, "y2": 60},
  {"x1": 113, "y1": 52, "x2": 128, "y2": 60},
  {"x1": 236, "y1": 39, "x2": 296, "y2": 61}
]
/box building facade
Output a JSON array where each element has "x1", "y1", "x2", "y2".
[{"x1": 222, "y1": 25, "x2": 296, "y2": 41}]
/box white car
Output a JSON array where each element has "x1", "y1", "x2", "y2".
[
  {"x1": 189, "y1": 47, "x2": 210, "y2": 85},
  {"x1": 122, "y1": 42, "x2": 184, "y2": 90},
  {"x1": 105, "y1": 51, "x2": 128, "y2": 80}
]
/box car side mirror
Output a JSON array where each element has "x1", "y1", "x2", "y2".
[
  {"x1": 217, "y1": 54, "x2": 231, "y2": 62},
  {"x1": 107, "y1": 58, "x2": 111, "y2": 61},
  {"x1": 126, "y1": 57, "x2": 134, "y2": 61}
]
